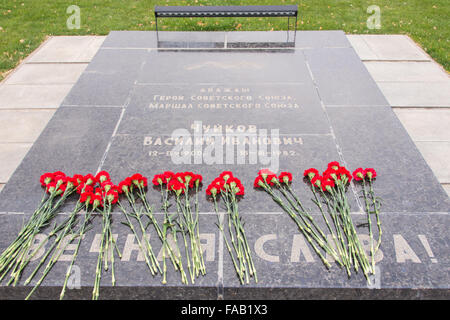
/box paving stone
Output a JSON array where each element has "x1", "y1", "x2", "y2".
[
  {"x1": 377, "y1": 82, "x2": 450, "y2": 107},
  {"x1": 361, "y1": 35, "x2": 430, "y2": 61},
  {"x1": 4, "y1": 64, "x2": 87, "y2": 85},
  {"x1": 415, "y1": 142, "x2": 450, "y2": 183},
  {"x1": 0, "y1": 85, "x2": 73, "y2": 109},
  {"x1": 0, "y1": 143, "x2": 32, "y2": 183},
  {"x1": 0, "y1": 110, "x2": 55, "y2": 143},
  {"x1": 442, "y1": 184, "x2": 450, "y2": 197},
  {"x1": 346, "y1": 35, "x2": 378, "y2": 60},
  {"x1": 364, "y1": 61, "x2": 449, "y2": 82},
  {"x1": 27, "y1": 36, "x2": 106, "y2": 63},
  {"x1": 393, "y1": 108, "x2": 450, "y2": 141}
]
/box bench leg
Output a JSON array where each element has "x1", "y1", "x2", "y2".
[
  {"x1": 287, "y1": 17, "x2": 290, "y2": 42},
  {"x1": 294, "y1": 15, "x2": 298, "y2": 42},
  {"x1": 155, "y1": 16, "x2": 159, "y2": 42}
]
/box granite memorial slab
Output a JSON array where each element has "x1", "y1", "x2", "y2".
[{"x1": 0, "y1": 31, "x2": 448, "y2": 300}]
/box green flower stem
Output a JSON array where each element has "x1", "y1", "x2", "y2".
[
  {"x1": 262, "y1": 183, "x2": 331, "y2": 268},
  {"x1": 127, "y1": 191, "x2": 161, "y2": 274},
  {"x1": 118, "y1": 201, "x2": 157, "y2": 276},
  {"x1": 161, "y1": 222, "x2": 168, "y2": 285},
  {"x1": 60, "y1": 206, "x2": 94, "y2": 300},
  {"x1": 222, "y1": 193, "x2": 244, "y2": 278},
  {"x1": 311, "y1": 186, "x2": 345, "y2": 266},
  {"x1": 5, "y1": 190, "x2": 64, "y2": 282},
  {"x1": 362, "y1": 179, "x2": 375, "y2": 272},
  {"x1": 144, "y1": 185, "x2": 182, "y2": 274},
  {"x1": 13, "y1": 195, "x2": 78, "y2": 287},
  {"x1": 25, "y1": 231, "x2": 79, "y2": 300},
  {"x1": 332, "y1": 185, "x2": 373, "y2": 277},
  {"x1": 213, "y1": 196, "x2": 243, "y2": 284},
  {"x1": 322, "y1": 191, "x2": 350, "y2": 269},
  {"x1": 368, "y1": 179, "x2": 382, "y2": 254},
  {"x1": 11, "y1": 215, "x2": 70, "y2": 286},
  {"x1": 194, "y1": 185, "x2": 206, "y2": 275},
  {"x1": 230, "y1": 192, "x2": 255, "y2": 282},
  {"x1": 231, "y1": 198, "x2": 249, "y2": 284},
  {"x1": 159, "y1": 185, "x2": 187, "y2": 283},
  {"x1": 277, "y1": 185, "x2": 341, "y2": 264},
  {"x1": 92, "y1": 208, "x2": 108, "y2": 300},
  {"x1": 25, "y1": 198, "x2": 82, "y2": 299}
]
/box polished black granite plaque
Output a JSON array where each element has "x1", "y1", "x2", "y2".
[{"x1": 0, "y1": 31, "x2": 448, "y2": 299}]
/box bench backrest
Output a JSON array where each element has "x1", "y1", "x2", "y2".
[{"x1": 154, "y1": 5, "x2": 298, "y2": 18}]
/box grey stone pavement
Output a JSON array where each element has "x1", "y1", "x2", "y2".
[{"x1": 0, "y1": 34, "x2": 449, "y2": 197}]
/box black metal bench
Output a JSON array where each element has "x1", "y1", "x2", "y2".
[{"x1": 154, "y1": 5, "x2": 298, "y2": 34}]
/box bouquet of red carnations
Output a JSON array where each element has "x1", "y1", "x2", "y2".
[
  {"x1": 206, "y1": 171, "x2": 257, "y2": 284},
  {"x1": 255, "y1": 162, "x2": 381, "y2": 283}
]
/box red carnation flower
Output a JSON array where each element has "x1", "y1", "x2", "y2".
[
  {"x1": 321, "y1": 178, "x2": 335, "y2": 192},
  {"x1": 168, "y1": 179, "x2": 185, "y2": 195},
  {"x1": 101, "y1": 181, "x2": 116, "y2": 192},
  {"x1": 338, "y1": 167, "x2": 352, "y2": 183},
  {"x1": 174, "y1": 172, "x2": 186, "y2": 184},
  {"x1": 352, "y1": 168, "x2": 366, "y2": 181},
  {"x1": 206, "y1": 184, "x2": 220, "y2": 196},
  {"x1": 80, "y1": 191, "x2": 93, "y2": 204},
  {"x1": 254, "y1": 176, "x2": 265, "y2": 188},
  {"x1": 327, "y1": 161, "x2": 340, "y2": 170},
  {"x1": 364, "y1": 168, "x2": 377, "y2": 180},
  {"x1": 303, "y1": 168, "x2": 319, "y2": 180},
  {"x1": 95, "y1": 171, "x2": 110, "y2": 183},
  {"x1": 258, "y1": 169, "x2": 274, "y2": 178},
  {"x1": 311, "y1": 175, "x2": 322, "y2": 188},
  {"x1": 226, "y1": 177, "x2": 241, "y2": 191},
  {"x1": 279, "y1": 172, "x2": 293, "y2": 185},
  {"x1": 54, "y1": 175, "x2": 67, "y2": 185},
  {"x1": 84, "y1": 174, "x2": 96, "y2": 186},
  {"x1": 211, "y1": 178, "x2": 225, "y2": 191},
  {"x1": 323, "y1": 168, "x2": 339, "y2": 181},
  {"x1": 56, "y1": 183, "x2": 67, "y2": 196},
  {"x1": 94, "y1": 187, "x2": 103, "y2": 196},
  {"x1": 68, "y1": 174, "x2": 84, "y2": 187},
  {"x1": 91, "y1": 194, "x2": 103, "y2": 208},
  {"x1": 40, "y1": 172, "x2": 54, "y2": 186},
  {"x1": 219, "y1": 171, "x2": 234, "y2": 182},
  {"x1": 257, "y1": 169, "x2": 277, "y2": 185},
  {"x1": 234, "y1": 183, "x2": 245, "y2": 196},
  {"x1": 118, "y1": 178, "x2": 132, "y2": 194},
  {"x1": 130, "y1": 173, "x2": 147, "y2": 188},
  {"x1": 52, "y1": 171, "x2": 66, "y2": 177},
  {"x1": 77, "y1": 183, "x2": 93, "y2": 195},
  {"x1": 46, "y1": 182, "x2": 57, "y2": 193},
  {"x1": 152, "y1": 174, "x2": 165, "y2": 186},
  {"x1": 72, "y1": 174, "x2": 84, "y2": 185},
  {"x1": 106, "y1": 190, "x2": 119, "y2": 204},
  {"x1": 163, "y1": 171, "x2": 175, "y2": 182},
  {"x1": 183, "y1": 172, "x2": 195, "y2": 183},
  {"x1": 192, "y1": 174, "x2": 203, "y2": 187}
]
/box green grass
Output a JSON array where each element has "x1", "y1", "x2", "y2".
[{"x1": 0, "y1": 0, "x2": 449, "y2": 80}]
